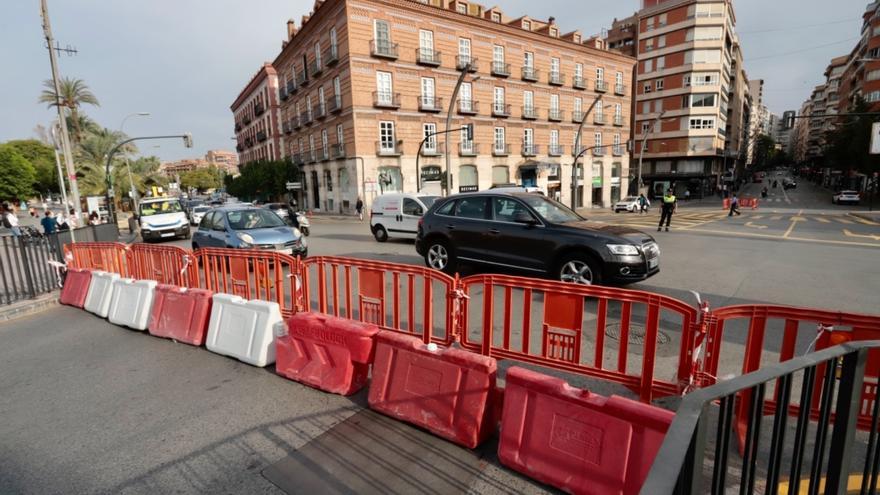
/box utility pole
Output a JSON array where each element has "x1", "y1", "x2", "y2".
[
  {"x1": 49, "y1": 123, "x2": 69, "y2": 211},
  {"x1": 40, "y1": 0, "x2": 84, "y2": 228},
  {"x1": 571, "y1": 95, "x2": 605, "y2": 210},
  {"x1": 444, "y1": 64, "x2": 479, "y2": 196},
  {"x1": 636, "y1": 111, "x2": 667, "y2": 199}
]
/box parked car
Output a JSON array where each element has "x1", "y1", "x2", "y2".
[
  {"x1": 138, "y1": 197, "x2": 190, "y2": 242},
  {"x1": 614, "y1": 196, "x2": 645, "y2": 213},
  {"x1": 190, "y1": 205, "x2": 211, "y2": 226},
  {"x1": 415, "y1": 191, "x2": 660, "y2": 285},
  {"x1": 263, "y1": 203, "x2": 290, "y2": 219},
  {"x1": 191, "y1": 206, "x2": 307, "y2": 257},
  {"x1": 832, "y1": 190, "x2": 860, "y2": 205},
  {"x1": 370, "y1": 193, "x2": 440, "y2": 242}
]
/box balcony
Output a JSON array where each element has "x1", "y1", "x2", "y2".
[
  {"x1": 325, "y1": 46, "x2": 339, "y2": 66},
  {"x1": 521, "y1": 143, "x2": 538, "y2": 157},
  {"x1": 522, "y1": 105, "x2": 538, "y2": 120},
  {"x1": 571, "y1": 111, "x2": 584, "y2": 123},
  {"x1": 458, "y1": 142, "x2": 478, "y2": 156},
  {"x1": 614, "y1": 83, "x2": 626, "y2": 95},
  {"x1": 548, "y1": 71, "x2": 565, "y2": 86},
  {"x1": 328, "y1": 95, "x2": 342, "y2": 113},
  {"x1": 492, "y1": 103, "x2": 510, "y2": 117},
  {"x1": 376, "y1": 140, "x2": 403, "y2": 156},
  {"x1": 306, "y1": 151, "x2": 317, "y2": 163},
  {"x1": 280, "y1": 87, "x2": 289, "y2": 101},
  {"x1": 282, "y1": 122, "x2": 291, "y2": 134},
  {"x1": 373, "y1": 91, "x2": 401, "y2": 109},
  {"x1": 243, "y1": 115, "x2": 252, "y2": 125},
  {"x1": 491, "y1": 62, "x2": 510, "y2": 77},
  {"x1": 595, "y1": 80, "x2": 608, "y2": 92},
  {"x1": 571, "y1": 145, "x2": 587, "y2": 157},
  {"x1": 612, "y1": 146, "x2": 624, "y2": 156},
  {"x1": 456, "y1": 55, "x2": 478, "y2": 72},
  {"x1": 548, "y1": 108, "x2": 564, "y2": 121},
  {"x1": 256, "y1": 130, "x2": 267, "y2": 142},
  {"x1": 420, "y1": 143, "x2": 442, "y2": 156},
  {"x1": 236, "y1": 143, "x2": 243, "y2": 152},
  {"x1": 297, "y1": 70, "x2": 309, "y2": 87},
  {"x1": 315, "y1": 103, "x2": 327, "y2": 120},
  {"x1": 418, "y1": 96, "x2": 443, "y2": 112},
  {"x1": 371, "y1": 40, "x2": 399, "y2": 59},
  {"x1": 292, "y1": 116, "x2": 302, "y2": 129},
  {"x1": 300, "y1": 111, "x2": 313, "y2": 126},
  {"x1": 291, "y1": 153, "x2": 304, "y2": 166},
  {"x1": 593, "y1": 146, "x2": 606, "y2": 156},
  {"x1": 331, "y1": 143, "x2": 345, "y2": 159},
  {"x1": 492, "y1": 144, "x2": 510, "y2": 156},
  {"x1": 244, "y1": 138, "x2": 253, "y2": 148},
  {"x1": 613, "y1": 115, "x2": 624, "y2": 126},
  {"x1": 548, "y1": 144, "x2": 564, "y2": 156},
  {"x1": 235, "y1": 122, "x2": 242, "y2": 132},
  {"x1": 415, "y1": 48, "x2": 441, "y2": 66},
  {"x1": 319, "y1": 148, "x2": 330, "y2": 161},
  {"x1": 309, "y1": 59, "x2": 323, "y2": 77},
  {"x1": 573, "y1": 76, "x2": 586, "y2": 89},
  {"x1": 254, "y1": 103, "x2": 265, "y2": 116},
  {"x1": 593, "y1": 112, "x2": 606, "y2": 125},
  {"x1": 287, "y1": 80, "x2": 297, "y2": 95},
  {"x1": 457, "y1": 99, "x2": 478, "y2": 115},
  {"x1": 521, "y1": 66, "x2": 539, "y2": 82}
]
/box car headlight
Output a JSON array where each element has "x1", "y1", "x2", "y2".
[
  {"x1": 607, "y1": 244, "x2": 640, "y2": 256},
  {"x1": 236, "y1": 232, "x2": 255, "y2": 246}
]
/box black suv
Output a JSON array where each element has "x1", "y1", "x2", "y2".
[{"x1": 415, "y1": 192, "x2": 660, "y2": 285}]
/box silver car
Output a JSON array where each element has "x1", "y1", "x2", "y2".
[{"x1": 191, "y1": 206, "x2": 307, "y2": 257}]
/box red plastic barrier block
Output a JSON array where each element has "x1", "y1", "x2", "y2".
[
  {"x1": 147, "y1": 284, "x2": 213, "y2": 346},
  {"x1": 368, "y1": 330, "x2": 497, "y2": 449},
  {"x1": 275, "y1": 312, "x2": 379, "y2": 395},
  {"x1": 498, "y1": 366, "x2": 674, "y2": 495},
  {"x1": 60, "y1": 268, "x2": 92, "y2": 308}
]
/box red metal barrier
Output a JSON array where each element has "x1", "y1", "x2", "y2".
[
  {"x1": 722, "y1": 197, "x2": 759, "y2": 210},
  {"x1": 64, "y1": 242, "x2": 130, "y2": 277},
  {"x1": 459, "y1": 274, "x2": 703, "y2": 403},
  {"x1": 699, "y1": 304, "x2": 880, "y2": 451},
  {"x1": 128, "y1": 244, "x2": 195, "y2": 286},
  {"x1": 301, "y1": 256, "x2": 457, "y2": 345},
  {"x1": 192, "y1": 247, "x2": 301, "y2": 317}
]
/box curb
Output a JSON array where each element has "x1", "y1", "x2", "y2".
[{"x1": 0, "y1": 293, "x2": 60, "y2": 323}]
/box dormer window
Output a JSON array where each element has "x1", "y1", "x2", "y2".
[
  {"x1": 522, "y1": 20, "x2": 531, "y2": 30},
  {"x1": 574, "y1": 34, "x2": 580, "y2": 43},
  {"x1": 457, "y1": 2, "x2": 466, "y2": 13},
  {"x1": 491, "y1": 12, "x2": 501, "y2": 22},
  {"x1": 550, "y1": 28, "x2": 557, "y2": 37}
]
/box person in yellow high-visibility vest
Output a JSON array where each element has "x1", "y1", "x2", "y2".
[{"x1": 658, "y1": 188, "x2": 676, "y2": 232}]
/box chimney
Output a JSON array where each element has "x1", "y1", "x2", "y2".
[
  {"x1": 548, "y1": 16, "x2": 555, "y2": 24},
  {"x1": 287, "y1": 19, "x2": 296, "y2": 41}
]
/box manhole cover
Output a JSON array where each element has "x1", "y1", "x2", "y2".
[{"x1": 605, "y1": 323, "x2": 671, "y2": 346}]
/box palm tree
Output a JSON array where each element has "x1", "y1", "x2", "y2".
[{"x1": 38, "y1": 77, "x2": 100, "y2": 144}]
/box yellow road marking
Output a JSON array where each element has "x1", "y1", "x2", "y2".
[
  {"x1": 745, "y1": 221, "x2": 768, "y2": 229},
  {"x1": 783, "y1": 212, "x2": 804, "y2": 238},
  {"x1": 843, "y1": 229, "x2": 880, "y2": 241},
  {"x1": 814, "y1": 217, "x2": 831, "y2": 223},
  {"x1": 836, "y1": 217, "x2": 854, "y2": 224},
  {"x1": 770, "y1": 215, "x2": 783, "y2": 220},
  {"x1": 850, "y1": 215, "x2": 880, "y2": 225},
  {"x1": 751, "y1": 214, "x2": 764, "y2": 219},
  {"x1": 682, "y1": 227, "x2": 880, "y2": 248}
]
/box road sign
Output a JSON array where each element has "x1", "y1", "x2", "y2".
[
  {"x1": 285, "y1": 182, "x2": 302, "y2": 190},
  {"x1": 871, "y1": 122, "x2": 880, "y2": 154}
]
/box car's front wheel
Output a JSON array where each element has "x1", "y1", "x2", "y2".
[
  {"x1": 424, "y1": 239, "x2": 456, "y2": 274},
  {"x1": 556, "y1": 253, "x2": 601, "y2": 285}
]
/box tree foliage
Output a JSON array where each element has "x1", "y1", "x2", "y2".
[
  {"x1": 180, "y1": 166, "x2": 222, "y2": 193},
  {"x1": 824, "y1": 97, "x2": 880, "y2": 176},
  {"x1": 225, "y1": 159, "x2": 299, "y2": 202},
  {"x1": 4, "y1": 139, "x2": 58, "y2": 193},
  {"x1": 0, "y1": 145, "x2": 37, "y2": 200}
]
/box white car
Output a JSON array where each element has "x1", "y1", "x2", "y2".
[
  {"x1": 190, "y1": 205, "x2": 211, "y2": 226},
  {"x1": 832, "y1": 190, "x2": 860, "y2": 205},
  {"x1": 614, "y1": 196, "x2": 647, "y2": 213}
]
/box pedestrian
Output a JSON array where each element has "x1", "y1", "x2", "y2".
[
  {"x1": 728, "y1": 194, "x2": 741, "y2": 216},
  {"x1": 637, "y1": 193, "x2": 649, "y2": 214},
  {"x1": 2, "y1": 203, "x2": 21, "y2": 237},
  {"x1": 40, "y1": 210, "x2": 58, "y2": 234},
  {"x1": 355, "y1": 197, "x2": 364, "y2": 221},
  {"x1": 657, "y1": 188, "x2": 676, "y2": 232},
  {"x1": 89, "y1": 211, "x2": 101, "y2": 226},
  {"x1": 684, "y1": 189, "x2": 691, "y2": 201},
  {"x1": 66, "y1": 208, "x2": 79, "y2": 230}
]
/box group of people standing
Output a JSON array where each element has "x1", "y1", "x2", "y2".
[{"x1": 1, "y1": 202, "x2": 104, "y2": 237}]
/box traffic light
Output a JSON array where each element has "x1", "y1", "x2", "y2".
[
  {"x1": 465, "y1": 124, "x2": 473, "y2": 141},
  {"x1": 183, "y1": 133, "x2": 193, "y2": 148}
]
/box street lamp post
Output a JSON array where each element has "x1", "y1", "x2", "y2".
[
  {"x1": 444, "y1": 64, "x2": 479, "y2": 196},
  {"x1": 119, "y1": 112, "x2": 150, "y2": 210},
  {"x1": 570, "y1": 95, "x2": 607, "y2": 210}
]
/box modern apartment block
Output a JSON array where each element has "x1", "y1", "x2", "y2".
[
  {"x1": 231, "y1": 63, "x2": 283, "y2": 164},
  {"x1": 248, "y1": 0, "x2": 635, "y2": 213},
  {"x1": 633, "y1": 0, "x2": 750, "y2": 199}
]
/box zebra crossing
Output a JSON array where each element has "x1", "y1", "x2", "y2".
[{"x1": 593, "y1": 210, "x2": 879, "y2": 228}]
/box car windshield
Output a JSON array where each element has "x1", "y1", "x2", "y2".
[
  {"x1": 420, "y1": 196, "x2": 440, "y2": 208},
  {"x1": 226, "y1": 209, "x2": 286, "y2": 230},
  {"x1": 518, "y1": 195, "x2": 583, "y2": 223},
  {"x1": 193, "y1": 206, "x2": 210, "y2": 213},
  {"x1": 139, "y1": 200, "x2": 183, "y2": 216}
]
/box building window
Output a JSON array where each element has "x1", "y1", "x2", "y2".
[
  {"x1": 550, "y1": 94, "x2": 559, "y2": 112},
  {"x1": 550, "y1": 27, "x2": 557, "y2": 37},
  {"x1": 656, "y1": 56, "x2": 666, "y2": 70},
  {"x1": 644, "y1": 82, "x2": 652, "y2": 94},
  {"x1": 315, "y1": 42, "x2": 322, "y2": 66},
  {"x1": 646, "y1": 16, "x2": 654, "y2": 31},
  {"x1": 522, "y1": 20, "x2": 531, "y2": 30},
  {"x1": 614, "y1": 103, "x2": 622, "y2": 119},
  {"x1": 458, "y1": 37, "x2": 472, "y2": 64},
  {"x1": 574, "y1": 34, "x2": 581, "y2": 43},
  {"x1": 524, "y1": 51, "x2": 534, "y2": 68},
  {"x1": 523, "y1": 127, "x2": 533, "y2": 147},
  {"x1": 865, "y1": 90, "x2": 880, "y2": 103},
  {"x1": 421, "y1": 77, "x2": 435, "y2": 106},
  {"x1": 318, "y1": 86, "x2": 325, "y2": 111},
  {"x1": 493, "y1": 44, "x2": 504, "y2": 64},
  {"x1": 574, "y1": 63, "x2": 583, "y2": 79},
  {"x1": 686, "y1": 26, "x2": 723, "y2": 41},
  {"x1": 336, "y1": 124, "x2": 344, "y2": 145},
  {"x1": 657, "y1": 34, "x2": 666, "y2": 48},
  {"x1": 324, "y1": 169, "x2": 333, "y2": 191},
  {"x1": 523, "y1": 90, "x2": 533, "y2": 109},
  {"x1": 574, "y1": 97, "x2": 582, "y2": 115},
  {"x1": 550, "y1": 129, "x2": 559, "y2": 147},
  {"x1": 460, "y1": 126, "x2": 474, "y2": 153},
  {"x1": 683, "y1": 93, "x2": 717, "y2": 108},
  {"x1": 460, "y1": 82, "x2": 473, "y2": 111},
  {"x1": 376, "y1": 71, "x2": 393, "y2": 104},
  {"x1": 867, "y1": 69, "x2": 880, "y2": 81},
  {"x1": 330, "y1": 27, "x2": 337, "y2": 50},
  {"x1": 688, "y1": 3, "x2": 725, "y2": 18},
  {"x1": 494, "y1": 127, "x2": 505, "y2": 152},
  {"x1": 419, "y1": 29, "x2": 434, "y2": 62},
  {"x1": 594, "y1": 132, "x2": 602, "y2": 150},
  {"x1": 655, "y1": 79, "x2": 664, "y2": 91},
  {"x1": 306, "y1": 95, "x2": 313, "y2": 119},
  {"x1": 683, "y1": 72, "x2": 719, "y2": 86},
  {"x1": 333, "y1": 76, "x2": 341, "y2": 98},
  {"x1": 379, "y1": 121, "x2": 395, "y2": 152},
  {"x1": 457, "y1": 2, "x2": 466, "y2": 14},
  {"x1": 373, "y1": 20, "x2": 391, "y2": 51},
  {"x1": 658, "y1": 13, "x2": 667, "y2": 26},
  {"x1": 685, "y1": 49, "x2": 722, "y2": 64},
  {"x1": 309, "y1": 134, "x2": 315, "y2": 160},
  {"x1": 596, "y1": 67, "x2": 604, "y2": 83},
  {"x1": 491, "y1": 12, "x2": 501, "y2": 22},
  {"x1": 688, "y1": 117, "x2": 715, "y2": 129},
  {"x1": 641, "y1": 122, "x2": 651, "y2": 134},
  {"x1": 493, "y1": 87, "x2": 504, "y2": 111},
  {"x1": 645, "y1": 38, "x2": 654, "y2": 52},
  {"x1": 424, "y1": 123, "x2": 437, "y2": 151},
  {"x1": 321, "y1": 129, "x2": 329, "y2": 158}
]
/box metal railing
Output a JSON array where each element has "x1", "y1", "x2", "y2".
[
  {"x1": 418, "y1": 96, "x2": 443, "y2": 112},
  {"x1": 521, "y1": 66, "x2": 539, "y2": 81},
  {"x1": 373, "y1": 91, "x2": 401, "y2": 109},
  {"x1": 573, "y1": 75, "x2": 586, "y2": 89},
  {"x1": 548, "y1": 144, "x2": 564, "y2": 156},
  {"x1": 458, "y1": 142, "x2": 478, "y2": 156},
  {"x1": 416, "y1": 48, "x2": 441, "y2": 66},
  {"x1": 522, "y1": 105, "x2": 538, "y2": 119},
  {"x1": 491, "y1": 62, "x2": 510, "y2": 77},
  {"x1": 492, "y1": 144, "x2": 510, "y2": 156},
  {"x1": 548, "y1": 71, "x2": 565, "y2": 85},
  {"x1": 641, "y1": 341, "x2": 880, "y2": 495},
  {"x1": 521, "y1": 143, "x2": 538, "y2": 156},
  {"x1": 492, "y1": 102, "x2": 510, "y2": 117},
  {"x1": 548, "y1": 108, "x2": 563, "y2": 121},
  {"x1": 457, "y1": 99, "x2": 478, "y2": 114},
  {"x1": 595, "y1": 80, "x2": 608, "y2": 92},
  {"x1": 370, "y1": 40, "x2": 398, "y2": 59},
  {"x1": 456, "y1": 55, "x2": 477, "y2": 71}
]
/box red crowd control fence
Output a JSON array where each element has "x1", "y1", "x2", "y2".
[
  {"x1": 64, "y1": 242, "x2": 131, "y2": 277},
  {"x1": 697, "y1": 304, "x2": 880, "y2": 451},
  {"x1": 127, "y1": 244, "x2": 194, "y2": 286},
  {"x1": 457, "y1": 274, "x2": 704, "y2": 403},
  {"x1": 300, "y1": 256, "x2": 458, "y2": 345},
  {"x1": 192, "y1": 247, "x2": 301, "y2": 318},
  {"x1": 722, "y1": 197, "x2": 759, "y2": 210}
]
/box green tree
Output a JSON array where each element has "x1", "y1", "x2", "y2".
[
  {"x1": 226, "y1": 159, "x2": 299, "y2": 202},
  {"x1": 5, "y1": 139, "x2": 58, "y2": 193},
  {"x1": 113, "y1": 156, "x2": 167, "y2": 198},
  {"x1": 38, "y1": 77, "x2": 100, "y2": 144},
  {"x1": 0, "y1": 144, "x2": 37, "y2": 200},
  {"x1": 180, "y1": 166, "x2": 221, "y2": 193},
  {"x1": 825, "y1": 97, "x2": 880, "y2": 176}
]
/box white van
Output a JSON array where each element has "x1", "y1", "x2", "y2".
[
  {"x1": 138, "y1": 197, "x2": 190, "y2": 242},
  {"x1": 370, "y1": 193, "x2": 440, "y2": 242}
]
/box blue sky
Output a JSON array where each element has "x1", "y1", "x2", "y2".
[{"x1": 0, "y1": 0, "x2": 864, "y2": 161}]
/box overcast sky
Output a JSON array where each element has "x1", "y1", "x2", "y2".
[{"x1": 0, "y1": 0, "x2": 866, "y2": 161}]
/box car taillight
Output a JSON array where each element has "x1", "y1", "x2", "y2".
[{"x1": 418, "y1": 217, "x2": 424, "y2": 230}]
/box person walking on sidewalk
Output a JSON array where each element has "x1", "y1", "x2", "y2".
[
  {"x1": 637, "y1": 194, "x2": 649, "y2": 214},
  {"x1": 658, "y1": 188, "x2": 676, "y2": 232},
  {"x1": 40, "y1": 210, "x2": 58, "y2": 234},
  {"x1": 728, "y1": 194, "x2": 741, "y2": 216},
  {"x1": 684, "y1": 189, "x2": 690, "y2": 201},
  {"x1": 1, "y1": 203, "x2": 21, "y2": 237},
  {"x1": 355, "y1": 197, "x2": 364, "y2": 221}
]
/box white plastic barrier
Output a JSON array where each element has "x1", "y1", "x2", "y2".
[
  {"x1": 205, "y1": 294, "x2": 282, "y2": 367},
  {"x1": 83, "y1": 271, "x2": 121, "y2": 318},
  {"x1": 107, "y1": 278, "x2": 158, "y2": 330}
]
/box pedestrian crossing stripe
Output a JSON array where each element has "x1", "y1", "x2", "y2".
[
  {"x1": 814, "y1": 217, "x2": 831, "y2": 223},
  {"x1": 837, "y1": 218, "x2": 854, "y2": 224}
]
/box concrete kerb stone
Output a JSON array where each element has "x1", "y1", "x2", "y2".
[{"x1": 0, "y1": 292, "x2": 60, "y2": 323}]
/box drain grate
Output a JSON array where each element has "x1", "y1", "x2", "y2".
[{"x1": 605, "y1": 323, "x2": 671, "y2": 346}]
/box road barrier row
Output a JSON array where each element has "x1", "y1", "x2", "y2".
[{"x1": 722, "y1": 196, "x2": 759, "y2": 210}]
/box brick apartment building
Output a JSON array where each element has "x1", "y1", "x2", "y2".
[
  {"x1": 238, "y1": 0, "x2": 636, "y2": 213},
  {"x1": 205, "y1": 149, "x2": 240, "y2": 175},
  {"x1": 632, "y1": 0, "x2": 751, "y2": 199},
  {"x1": 231, "y1": 64, "x2": 283, "y2": 164}
]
